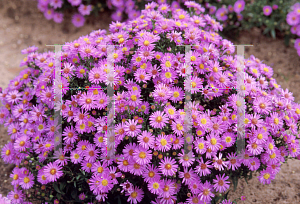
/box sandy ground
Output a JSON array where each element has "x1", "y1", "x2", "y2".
[{"x1": 0, "y1": 0, "x2": 300, "y2": 203}]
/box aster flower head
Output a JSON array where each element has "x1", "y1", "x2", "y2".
[
  {"x1": 133, "y1": 147, "x2": 152, "y2": 165},
  {"x1": 125, "y1": 186, "x2": 144, "y2": 204},
  {"x1": 234, "y1": 0, "x2": 245, "y2": 13},
  {"x1": 149, "y1": 110, "x2": 169, "y2": 129},
  {"x1": 148, "y1": 179, "x2": 163, "y2": 195},
  {"x1": 78, "y1": 4, "x2": 92, "y2": 16},
  {"x1": 216, "y1": 7, "x2": 228, "y2": 21},
  {"x1": 199, "y1": 180, "x2": 215, "y2": 202},
  {"x1": 158, "y1": 157, "x2": 178, "y2": 176},
  {"x1": 287, "y1": 11, "x2": 300, "y2": 26},
  {"x1": 258, "y1": 169, "x2": 275, "y2": 184},
  {"x1": 20, "y1": 172, "x2": 35, "y2": 189},
  {"x1": 44, "y1": 162, "x2": 63, "y2": 182},
  {"x1": 155, "y1": 134, "x2": 172, "y2": 152},
  {"x1": 213, "y1": 174, "x2": 230, "y2": 193},
  {"x1": 72, "y1": 13, "x2": 85, "y2": 27},
  {"x1": 124, "y1": 119, "x2": 142, "y2": 137},
  {"x1": 7, "y1": 189, "x2": 24, "y2": 204},
  {"x1": 0, "y1": 193, "x2": 11, "y2": 204},
  {"x1": 263, "y1": 5, "x2": 273, "y2": 16},
  {"x1": 178, "y1": 149, "x2": 195, "y2": 167}
]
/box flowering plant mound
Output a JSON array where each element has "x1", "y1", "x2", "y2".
[
  {"x1": 1, "y1": 1, "x2": 300, "y2": 204},
  {"x1": 287, "y1": 2, "x2": 300, "y2": 56},
  {"x1": 35, "y1": 0, "x2": 184, "y2": 27}
]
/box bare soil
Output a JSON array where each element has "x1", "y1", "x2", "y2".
[{"x1": 0, "y1": 0, "x2": 300, "y2": 203}]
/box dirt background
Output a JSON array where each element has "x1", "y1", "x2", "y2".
[{"x1": 0, "y1": 0, "x2": 300, "y2": 203}]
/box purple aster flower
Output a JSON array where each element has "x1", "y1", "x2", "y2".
[
  {"x1": 124, "y1": 119, "x2": 142, "y2": 137},
  {"x1": 78, "y1": 4, "x2": 92, "y2": 16},
  {"x1": 216, "y1": 7, "x2": 228, "y2": 21},
  {"x1": 44, "y1": 9, "x2": 54, "y2": 20},
  {"x1": 213, "y1": 174, "x2": 230, "y2": 193},
  {"x1": 213, "y1": 153, "x2": 228, "y2": 171},
  {"x1": 7, "y1": 189, "x2": 24, "y2": 204},
  {"x1": 158, "y1": 157, "x2": 178, "y2": 177},
  {"x1": 234, "y1": 0, "x2": 245, "y2": 13},
  {"x1": 50, "y1": 0, "x2": 63, "y2": 9},
  {"x1": 247, "y1": 157, "x2": 261, "y2": 171},
  {"x1": 68, "y1": 0, "x2": 81, "y2": 6},
  {"x1": 209, "y1": 6, "x2": 216, "y2": 15},
  {"x1": 78, "y1": 91, "x2": 97, "y2": 111},
  {"x1": 149, "y1": 110, "x2": 169, "y2": 129},
  {"x1": 237, "y1": 13, "x2": 243, "y2": 21},
  {"x1": 53, "y1": 12, "x2": 64, "y2": 23},
  {"x1": 44, "y1": 162, "x2": 63, "y2": 182},
  {"x1": 178, "y1": 149, "x2": 195, "y2": 167},
  {"x1": 253, "y1": 97, "x2": 272, "y2": 115},
  {"x1": 84, "y1": 144, "x2": 99, "y2": 163},
  {"x1": 20, "y1": 172, "x2": 34, "y2": 189},
  {"x1": 0, "y1": 193, "x2": 11, "y2": 204},
  {"x1": 272, "y1": 4, "x2": 278, "y2": 10},
  {"x1": 199, "y1": 181, "x2": 215, "y2": 203},
  {"x1": 258, "y1": 169, "x2": 275, "y2": 184},
  {"x1": 178, "y1": 167, "x2": 197, "y2": 185},
  {"x1": 89, "y1": 172, "x2": 114, "y2": 194},
  {"x1": 111, "y1": 9, "x2": 123, "y2": 21},
  {"x1": 14, "y1": 136, "x2": 31, "y2": 152},
  {"x1": 72, "y1": 13, "x2": 85, "y2": 27},
  {"x1": 155, "y1": 134, "x2": 172, "y2": 152},
  {"x1": 263, "y1": 5, "x2": 272, "y2": 16},
  {"x1": 133, "y1": 147, "x2": 152, "y2": 165},
  {"x1": 6, "y1": 90, "x2": 22, "y2": 104}
]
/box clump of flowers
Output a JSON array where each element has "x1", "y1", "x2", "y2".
[
  {"x1": 286, "y1": 2, "x2": 300, "y2": 57},
  {"x1": 35, "y1": 0, "x2": 186, "y2": 27},
  {"x1": 1, "y1": 1, "x2": 300, "y2": 204}
]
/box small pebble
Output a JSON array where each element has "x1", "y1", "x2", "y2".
[{"x1": 15, "y1": 16, "x2": 19, "y2": 21}]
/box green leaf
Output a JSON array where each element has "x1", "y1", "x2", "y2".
[
  {"x1": 53, "y1": 183, "x2": 62, "y2": 194},
  {"x1": 71, "y1": 189, "x2": 77, "y2": 199},
  {"x1": 60, "y1": 181, "x2": 66, "y2": 191},
  {"x1": 244, "y1": 176, "x2": 248, "y2": 184},
  {"x1": 284, "y1": 35, "x2": 290, "y2": 46},
  {"x1": 271, "y1": 29, "x2": 276, "y2": 39},
  {"x1": 56, "y1": 193, "x2": 61, "y2": 200},
  {"x1": 263, "y1": 27, "x2": 270, "y2": 35},
  {"x1": 232, "y1": 176, "x2": 239, "y2": 192}
]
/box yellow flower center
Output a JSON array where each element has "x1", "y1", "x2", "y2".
[
  {"x1": 19, "y1": 141, "x2": 25, "y2": 146},
  {"x1": 139, "y1": 152, "x2": 146, "y2": 159},
  {"x1": 153, "y1": 182, "x2": 159, "y2": 189},
  {"x1": 50, "y1": 168, "x2": 56, "y2": 175},
  {"x1": 225, "y1": 137, "x2": 232, "y2": 143},
  {"x1": 165, "y1": 72, "x2": 172, "y2": 78},
  {"x1": 24, "y1": 177, "x2": 30, "y2": 183},
  {"x1": 263, "y1": 173, "x2": 270, "y2": 180},
  {"x1": 156, "y1": 116, "x2": 163, "y2": 122},
  {"x1": 165, "y1": 61, "x2": 171, "y2": 67},
  {"x1": 200, "y1": 118, "x2": 207, "y2": 124},
  {"x1": 160, "y1": 139, "x2": 167, "y2": 146},
  {"x1": 102, "y1": 179, "x2": 108, "y2": 186},
  {"x1": 210, "y1": 138, "x2": 217, "y2": 145},
  {"x1": 176, "y1": 123, "x2": 183, "y2": 130},
  {"x1": 131, "y1": 192, "x2": 138, "y2": 198},
  {"x1": 173, "y1": 91, "x2": 179, "y2": 98},
  {"x1": 131, "y1": 95, "x2": 137, "y2": 101},
  {"x1": 269, "y1": 143, "x2": 274, "y2": 150}
]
